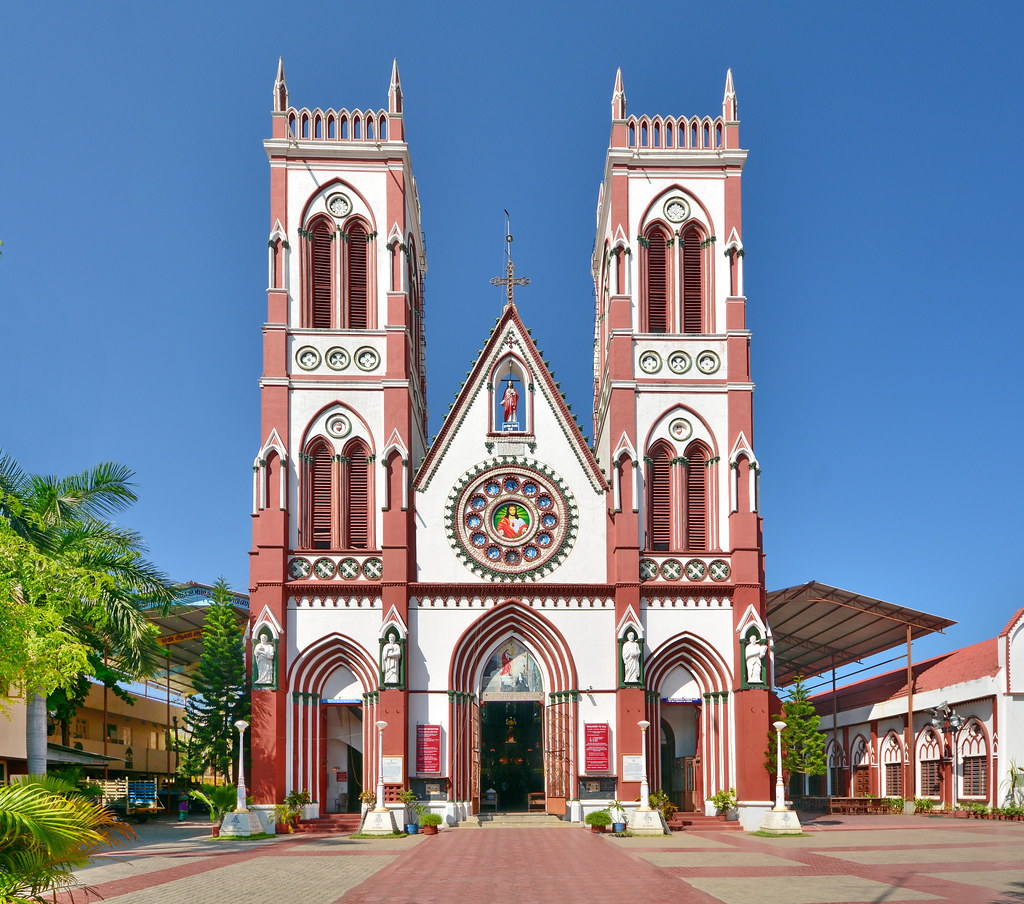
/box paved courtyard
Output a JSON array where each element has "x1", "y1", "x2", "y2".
[{"x1": 60, "y1": 813, "x2": 1024, "y2": 904}]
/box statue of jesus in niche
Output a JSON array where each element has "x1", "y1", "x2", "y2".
[{"x1": 500, "y1": 377, "x2": 519, "y2": 427}]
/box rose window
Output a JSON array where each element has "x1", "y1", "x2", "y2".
[{"x1": 446, "y1": 462, "x2": 577, "y2": 580}]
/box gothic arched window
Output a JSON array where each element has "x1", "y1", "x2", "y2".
[
  {"x1": 680, "y1": 224, "x2": 704, "y2": 333},
  {"x1": 683, "y1": 442, "x2": 709, "y2": 552},
  {"x1": 342, "y1": 438, "x2": 370, "y2": 549},
  {"x1": 646, "y1": 441, "x2": 673, "y2": 551},
  {"x1": 307, "y1": 438, "x2": 334, "y2": 549},
  {"x1": 643, "y1": 225, "x2": 670, "y2": 333},
  {"x1": 309, "y1": 218, "x2": 334, "y2": 329},
  {"x1": 345, "y1": 221, "x2": 369, "y2": 329}
]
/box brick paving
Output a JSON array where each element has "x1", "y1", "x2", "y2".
[{"x1": 59, "y1": 814, "x2": 1024, "y2": 904}]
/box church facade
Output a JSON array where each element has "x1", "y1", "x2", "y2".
[{"x1": 248, "y1": 62, "x2": 773, "y2": 828}]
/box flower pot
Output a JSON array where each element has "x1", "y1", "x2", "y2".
[
  {"x1": 715, "y1": 813, "x2": 727, "y2": 821},
  {"x1": 405, "y1": 824, "x2": 419, "y2": 834},
  {"x1": 211, "y1": 825, "x2": 221, "y2": 837},
  {"x1": 612, "y1": 822, "x2": 626, "y2": 833},
  {"x1": 275, "y1": 823, "x2": 293, "y2": 834},
  {"x1": 421, "y1": 824, "x2": 438, "y2": 835},
  {"x1": 590, "y1": 824, "x2": 606, "y2": 833}
]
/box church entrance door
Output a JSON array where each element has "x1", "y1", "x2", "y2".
[{"x1": 479, "y1": 700, "x2": 544, "y2": 812}]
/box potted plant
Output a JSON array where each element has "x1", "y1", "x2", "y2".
[
  {"x1": 608, "y1": 799, "x2": 627, "y2": 833},
  {"x1": 420, "y1": 811, "x2": 443, "y2": 835},
  {"x1": 397, "y1": 789, "x2": 418, "y2": 834},
  {"x1": 706, "y1": 787, "x2": 737, "y2": 820},
  {"x1": 584, "y1": 809, "x2": 612, "y2": 833},
  {"x1": 272, "y1": 802, "x2": 300, "y2": 833},
  {"x1": 189, "y1": 784, "x2": 237, "y2": 837},
  {"x1": 648, "y1": 789, "x2": 678, "y2": 821}
]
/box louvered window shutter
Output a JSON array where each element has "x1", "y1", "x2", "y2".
[
  {"x1": 310, "y1": 445, "x2": 333, "y2": 549},
  {"x1": 646, "y1": 228, "x2": 668, "y2": 333},
  {"x1": 685, "y1": 446, "x2": 708, "y2": 551},
  {"x1": 648, "y1": 445, "x2": 672, "y2": 551},
  {"x1": 345, "y1": 442, "x2": 369, "y2": 549},
  {"x1": 347, "y1": 224, "x2": 369, "y2": 329},
  {"x1": 682, "y1": 227, "x2": 703, "y2": 333},
  {"x1": 311, "y1": 221, "x2": 333, "y2": 329}
]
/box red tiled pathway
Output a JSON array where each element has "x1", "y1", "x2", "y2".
[{"x1": 339, "y1": 827, "x2": 718, "y2": 904}]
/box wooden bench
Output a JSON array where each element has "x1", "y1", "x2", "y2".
[{"x1": 527, "y1": 792, "x2": 545, "y2": 812}]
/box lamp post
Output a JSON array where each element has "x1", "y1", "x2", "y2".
[
  {"x1": 374, "y1": 720, "x2": 388, "y2": 812},
  {"x1": 772, "y1": 720, "x2": 787, "y2": 810},
  {"x1": 637, "y1": 720, "x2": 651, "y2": 810},
  {"x1": 233, "y1": 719, "x2": 249, "y2": 813},
  {"x1": 929, "y1": 702, "x2": 964, "y2": 808}
]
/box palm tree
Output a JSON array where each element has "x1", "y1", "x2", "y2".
[
  {"x1": 0, "y1": 451, "x2": 173, "y2": 774},
  {"x1": 0, "y1": 774, "x2": 132, "y2": 903}
]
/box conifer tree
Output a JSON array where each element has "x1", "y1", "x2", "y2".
[
  {"x1": 764, "y1": 676, "x2": 827, "y2": 781},
  {"x1": 182, "y1": 578, "x2": 248, "y2": 782}
]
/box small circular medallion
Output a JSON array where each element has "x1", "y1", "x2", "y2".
[
  {"x1": 338, "y1": 558, "x2": 360, "y2": 580},
  {"x1": 696, "y1": 351, "x2": 720, "y2": 374},
  {"x1": 684, "y1": 559, "x2": 707, "y2": 581},
  {"x1": 664, "y1": 197, "x2": 690, "y2": 223},
  {"x1": 639, "y1": 558, "x2": 659, "y2": 581},
  {"x1": 668, "y1": 418, "x2": 692, "y2": 441},
  {"x1": 288, "y1": 557, "x2": 312, "y2": 579},
  {"x1": 362, "y1": 557, "x2": 383, "y2": 580},
  {"x1": 326, "y1": 347, "x2": 350, "y2": 371},
  {"x1": 660, "y1": 558, "x2": 683, "y2": 581},
  {"x1": 326, "y1": 192, "x2": 352, "y2": 218},
  {"x1": 296, "y1": 346, "x2": 321, "y2": 371},
  {"x1": 355, "y1": 347, "x2": 380, "y2": 371},
  {"x1": 668, "y1": 351, "x2": 692, "y2": 374},
  {"x1": 639, "y1": 351, "x2": 662, "y2": 374},
  {"x1": 326, "y1": 414, "x2": 351, "y2": 439},
  {"x1": 708, "y1": 559, "x2": 731, "y2": 582},
  {"x1": 313, "y1": 557, "x2": 336, "y2": 580}
]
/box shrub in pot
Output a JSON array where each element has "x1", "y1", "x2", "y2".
[
  {"x1": 706, "y1": 787, "x2": 737, "y2": 819},
  {"x1": 189, "y1": 784, "x2": 238, "y2": 837},
  {"x1": 584, "y1": 809, "x2": 612, "y2": 833},
  {"x1": 609, "y1": 799, "x2": 627, "y2": 833},
  {"x1": 420, "y1": 811, "x2": 443, "y2": 835}
]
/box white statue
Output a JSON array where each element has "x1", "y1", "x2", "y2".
[
  {"x1": 745, "y1": 634, "x2": 768, "y2": 685},
  {"x1": 253, "y1": 631, "x2": 275, "y2": 685},
  {"x1": 382, "y1": 631, "x2": 402, "y2": 685},
  {"x1": 622, "y1": 630, "x2": 642, "y2": 684}
]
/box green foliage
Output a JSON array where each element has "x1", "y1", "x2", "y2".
[
  {"x1": 647, "y1": 789, "x2": 678, "y2": 820},
  {"x1": 189, "y1": 783, "x2": 238, "y2": 823},
  {"x1": 912, "y1": 797, "x2": 935, "y2": 811},
  {"x1": 181, "y1": 578, "x2": 249, "y2": 782},
  {"x1": 764, "y1": 677, "x2": 827, "y2": 779},
  {"x1": 420, "y1": 812, "x2": 443, "y2": 827},
  {"x1": 706, "y1": 787, "x2": 738, "y2": 813},
  {"x1": 584, "y1": 809, "x2": 612, "y2": 826},
  {"x1": 0, "y1": 775, "x2": 132, "y2": 903},
  {"x1": 1002, "y1": 760, "x2": 1024, "y2": 806},
  {"x1": 961, "y1": 801, "x2": 988, "y2": 816}
]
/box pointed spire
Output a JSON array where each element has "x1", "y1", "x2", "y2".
[
  {"x1": 388, "y1": 59, "x2": 403, "y2": 114},
  {"x1": 611, "y1": 67, "x2": 626, "y2": 120},
  {"x1": 722, "y1": 68, "x2": 737, "y2": 121},
  {"x1": 273, "y1": 57, "x2": 288, "y2": 113}
]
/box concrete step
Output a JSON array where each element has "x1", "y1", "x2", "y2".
[
  {"x1": 295, "y1": 814, "x2": 362, "y2": 834},
  {"x1": 667, "y1": 814, "x2": 743, "y2": 832},
  {"x1": 474, "y1": 812, "x2": 568, "y2": 828}
]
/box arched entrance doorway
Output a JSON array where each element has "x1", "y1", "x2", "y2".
[
  {"x1": 478, "y1": 640, "x2": 544, "y2": 811},
  {"x1": 321, "y1": 664, "x2": 364, "y2": 813},
  {"x1": 449, "y1": 602, "x2": 577, "y2": 816}
]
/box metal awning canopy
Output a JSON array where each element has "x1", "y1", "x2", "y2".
[
  {"x1": 766, "y1": 581, "x2": 956, "y2": 686},
  {"x1": 141, "y1": 582, "x2": 249, "y2": 697}
]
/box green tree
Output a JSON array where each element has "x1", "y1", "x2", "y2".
[
  {"x1": 765, "y1": 676, "x2": 827, "y2": 783},
  {"x1": 0, "y1": 774, "x2": 131, "y2": 903},
  {"x1": 0, "y1": 452, "x2": 172, "y2": 774},
  {"x1": 182, "y1": 578, "x2": 249, "y2": 783}
]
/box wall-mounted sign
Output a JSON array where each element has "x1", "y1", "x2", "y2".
[
  {"x1": 382, "y1": 756, "x2": 404, "y2": 784},
  {"x1": 416, "y1": 725, "x2": 442, "y2": 774},
  {"x1": 621, "y1": 755, "x2": 644, "y2": 783},
  {"x1": 584, "y1": 723, "x2": 610, "y2": 772}
]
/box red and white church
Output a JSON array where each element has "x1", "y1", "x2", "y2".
[{"x1": 246, "y1": 62, "x2": 809, "y2": 831}]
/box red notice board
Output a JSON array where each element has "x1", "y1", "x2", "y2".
[
  {"x1": 584, "y1": 723, "x2": 610, "y2": 772},
  {"x1": 416, "y1": 724, "x2": 441, "y2": 774}
]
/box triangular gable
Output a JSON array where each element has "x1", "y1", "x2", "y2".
[
  {"x1": 252, "y1": 604, "x2": 283, "y2": 638},
  {"x1": 615, "y1": 604, "x2": 643, "y2": 638},
  {"x1": 415, "y1": 303, "x2": 606, "y2": 493},
  {"x1": 259, "y1": 428, "x2": 288, "y2": 461},
  {"x1": 735, "y1": 604, "x2": 767, "y2": 639},
  {"x1": 380, "y1": 604, "x2": 408, "y2": 638},
  {"x1": 728, "y1": 431, "x2": 757, "y2": 466}
]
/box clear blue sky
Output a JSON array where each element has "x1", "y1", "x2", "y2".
[{"x1": 2, "y1": 1, "x2": 1021, "y2": 684}]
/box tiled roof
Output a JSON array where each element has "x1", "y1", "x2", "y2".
[{"x1": 809, "y1": 638, "x2": 998, "y2": 712}]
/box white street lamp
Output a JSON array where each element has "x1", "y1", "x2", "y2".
[
  {"x1": 637, "y1": 720, "x2": 651, "y2": 810},
  {"x1": 233, "y1": 719, "x2": 249, "y2": 813},
  {"x1": 772, "y1": 720, "x2": 787, "y2": 810},
  {"x1": 374, "y1": 720, "x2": 388, "y2": 812}
]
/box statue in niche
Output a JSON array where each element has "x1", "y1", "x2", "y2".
[
  {"x1": 622, "y1": 630, "x2": 642, "y2": 684},
  {"x1": 500, "y1": 374, "x2": 520, "y2": 429},
  {"x1": 253, "y1": 630, "x2": 276, "y2": 686},
  {"x1": 382, "y1": 630, "x2": 402, "y2": 685},
  {"x1": 745, "y1": 633, "x2": 768, "y2": 685}
]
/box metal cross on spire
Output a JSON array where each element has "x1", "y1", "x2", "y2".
[{"x1": 490, "y1": 209, "x2": 531, "y2": 307}]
